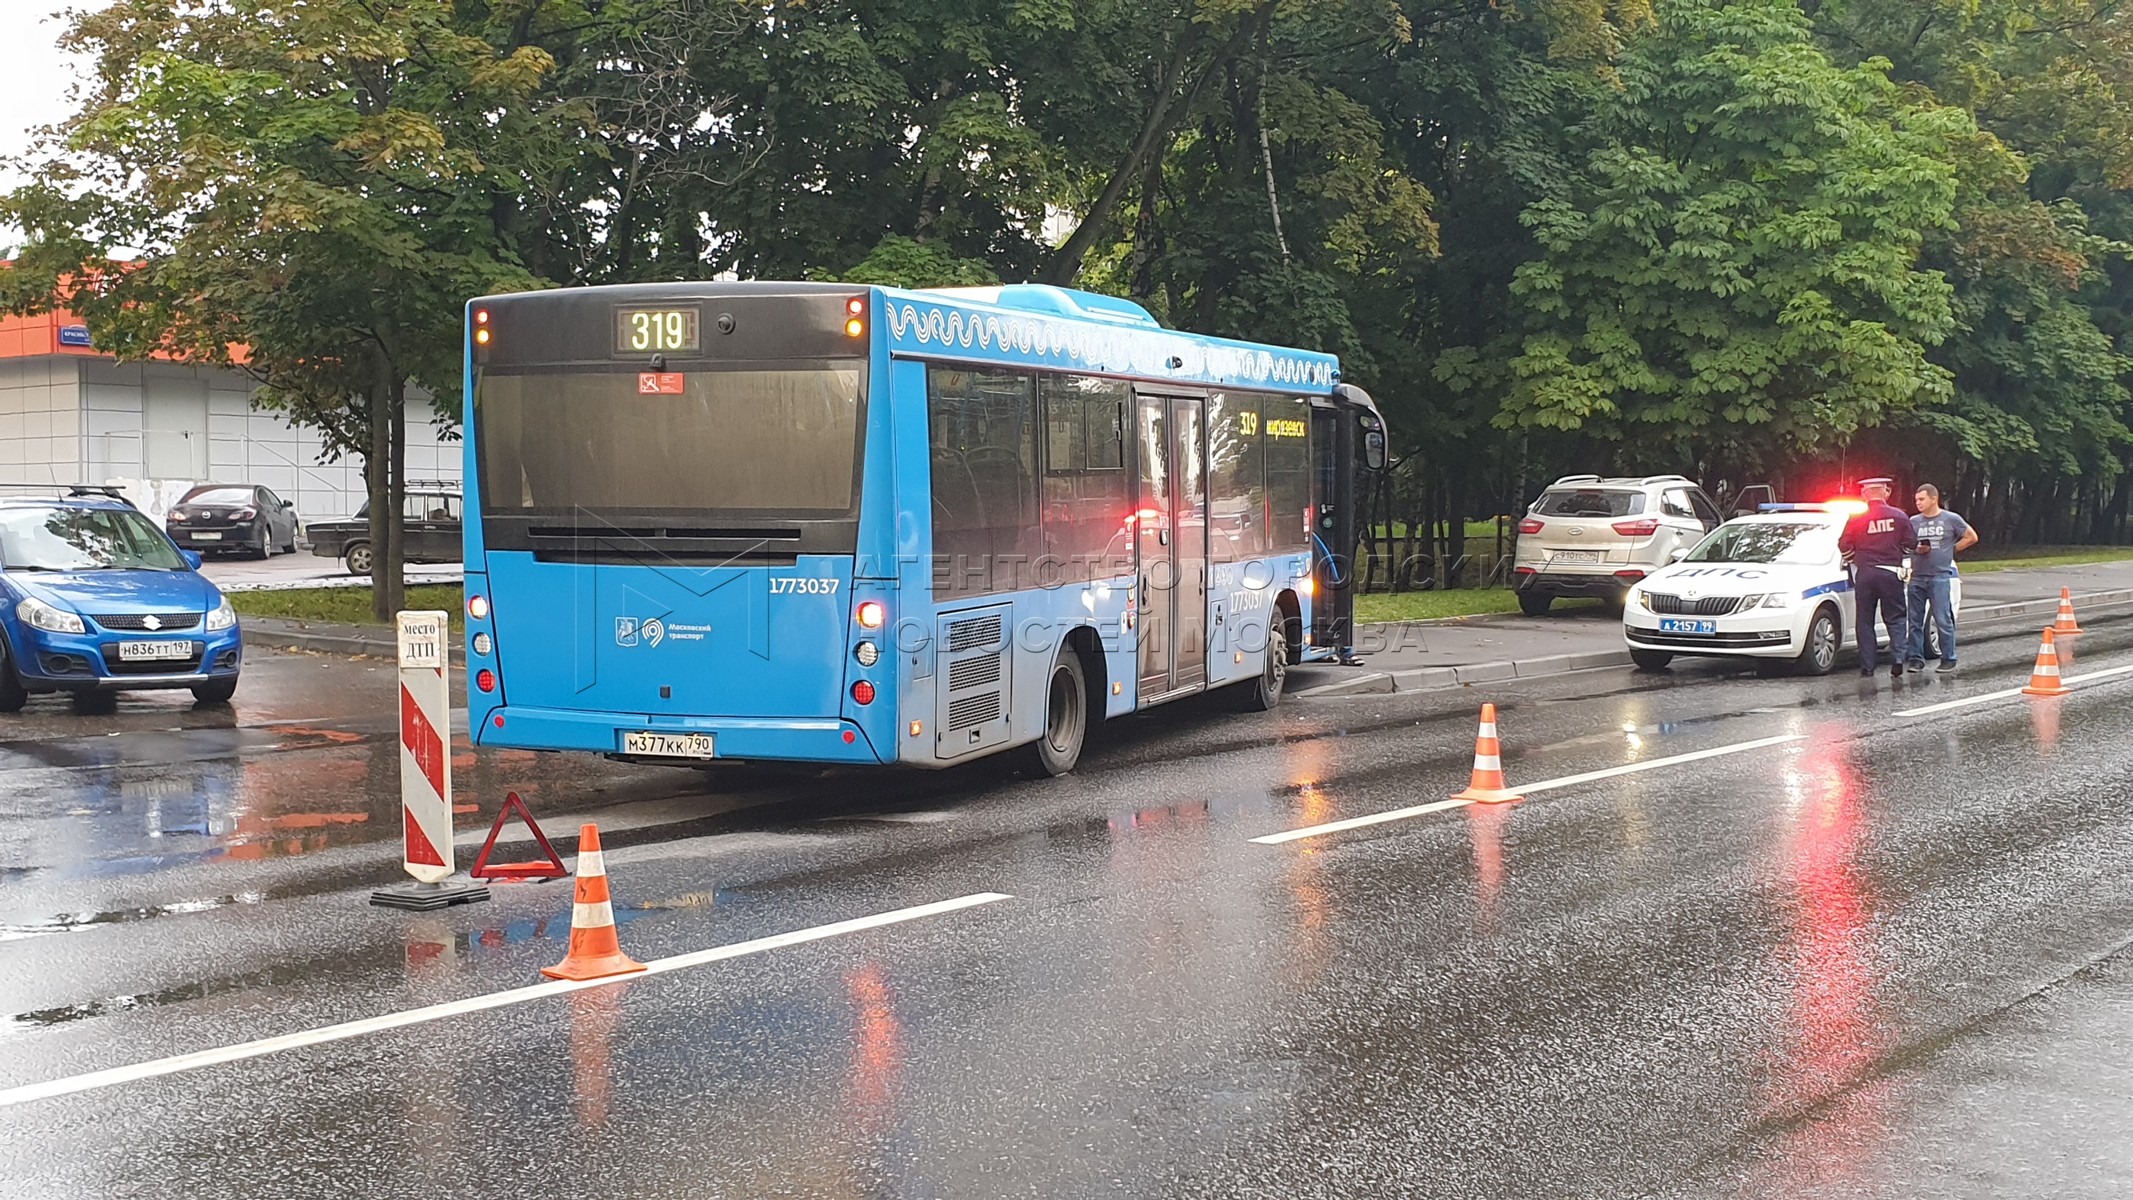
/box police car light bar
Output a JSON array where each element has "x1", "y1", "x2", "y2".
[{"x1": 1756, "y1": 499, "x2": 1870, "y2": 515}]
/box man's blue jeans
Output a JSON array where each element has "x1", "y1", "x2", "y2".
[{"x1": 1908, "y1": 575, "x2": 1956, "y2": 664}]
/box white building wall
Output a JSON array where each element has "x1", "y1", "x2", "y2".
[
  {"x1": 0, "y1": 356, "x2": 85, "y2": 485},
  {"x1": 63, "y1": 357, "x2": 460, "y2": 522}
]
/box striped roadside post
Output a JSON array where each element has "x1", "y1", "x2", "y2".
[{"x1": 371, "y1": 610, "x2": 491, "y2": 911}]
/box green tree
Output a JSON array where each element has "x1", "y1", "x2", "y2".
[
  {"x1": 1811, "y1": 0, "x2": 2133, "y2": 539},
  {"x1": 0, "y1": 0, "x2": 574, "y2": 618},
  {"x1": 1496, "y1": 0, "x2": 1966, "y2": 476}
]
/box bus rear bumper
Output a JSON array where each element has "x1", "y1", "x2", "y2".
[{"x1": 474, "y1": 705, "x2": 890, "y2": 764}]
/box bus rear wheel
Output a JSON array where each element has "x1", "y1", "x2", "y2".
[
  {"x1": 1028, "y1": 650, "x2": 1088, "y2": 777},
  {"x1": 1236, "y1": 626, "x2": 1289, "y2": 711}
]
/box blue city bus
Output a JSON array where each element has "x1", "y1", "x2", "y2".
[{"x1": 461, "y1": 283, "x2": 1385, "y2": 774}]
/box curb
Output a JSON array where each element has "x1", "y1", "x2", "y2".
[
  {"x1": 1294, "y1": 588, "x2": 2133, "y2": 699},
  {"x1": 239, "y1": 586, "x2": 2133, "y2": 690},
  {"x1": 217, "y1": 569, "x2": 465, "y2": 595},
  {"x1": 241, "y1": 617, "x2": 465, "y2": 665}
]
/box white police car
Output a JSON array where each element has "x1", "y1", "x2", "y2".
[{"x1": 1623, "y1": 504, "x2": 1870, "y2": 675}]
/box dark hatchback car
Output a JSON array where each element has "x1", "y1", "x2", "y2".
[
  {"x1": 308, "y1": 487, "x2": 463, "y2": 575},
  {"x1": 165, "y1": 484, "x2": 300, "y2": 559}
]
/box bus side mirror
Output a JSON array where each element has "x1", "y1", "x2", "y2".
[{"x1": 1363, "y1": 429, "x2": 1387, "y2": 471}]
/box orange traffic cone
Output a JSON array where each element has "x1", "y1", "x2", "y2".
[
  {"x1": 2053, "y1": 587, "x2": 2083, "y2": 635},
  {"x1": 541, "y1": 825, "x2": 646, "y2": 981},
  {"x1": 2020, "y1": 628, "x2": 2072, "y2": 698},
  {"x1": 1452, "y1": 703, "x2": 1524, "y2": 804}
]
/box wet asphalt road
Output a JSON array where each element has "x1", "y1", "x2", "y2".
[{"x1": 1, "y1": 622, "x2": 2132, "y2": 1198}]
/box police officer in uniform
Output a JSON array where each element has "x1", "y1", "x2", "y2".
[{"x1": 1838, "y1": 477, "x2": 1914, "y2": 678}]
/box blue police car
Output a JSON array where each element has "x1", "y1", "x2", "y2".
[{"x1": 0, "y1": 487, "x2": 242, "y2": 712}]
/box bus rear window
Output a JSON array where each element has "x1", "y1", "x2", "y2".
[{"x1": 476, "y1": 364, "x2": 864, "y2": 515}]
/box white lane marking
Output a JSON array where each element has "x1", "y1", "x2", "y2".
[
  {"x1": 1513, "y1": 733, "x2": 1804, "y2": 795},
  {"x1": 1894, "y1": 685, "x2": 2029, "y2": 718},
  {"x1": 1250, "y1": 798, "x2": 1474, "y2": 845},
  {"x1": 0, "y1": 892, "x2": 1012, "y2": 1109},
  {"x1": 1897, "y1": 663, "x2": 2133, "y2": 719},
  {"x1": 1253, "y1": 734, "x2": 1806, "y2": 845}
]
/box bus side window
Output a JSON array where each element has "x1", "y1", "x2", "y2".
[
  {"x1": 1263, "y1": 394, "x2": 1312, "y2": 552},
  {"x1": 1040, "y1": 375, "x2": 1130, "y2": 586},
  {"x1": 1208, "y1": 391, "x2": 1266, "y2": 561},
  {"x1": 928, "y1": 365, "x2": 1037, "y2": 597}
]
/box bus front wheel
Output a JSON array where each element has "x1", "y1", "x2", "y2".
[{"x1": 1028, "y1": 650, "x2": 1088, "y2": 777}]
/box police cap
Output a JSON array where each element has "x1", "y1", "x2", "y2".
[{"x1": 1858, "y1": 476, "x2": 1895, "y2": 490}]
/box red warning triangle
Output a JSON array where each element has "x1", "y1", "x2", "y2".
[
  {"x1": 404, "y1": 805, "x2": 447, "y2": 867},
  {"x1": 469, "y1": 792, "x2": 569, "y2": 882}
]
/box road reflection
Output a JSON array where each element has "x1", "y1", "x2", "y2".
[
  {"x1": 1464, "y1": 802, "x2": 1511, "y2": 934},
  {"x1": 2029, "y1": 695, "x2": 2063, "y2": 753},
  {"x1": 844, "y1": 963, "x2": 902, "y2": 1125},
  {"x1": 570, "y1": 987, "x2": 625, "y2": 1129},
  {"x1": 1764, "y1": 731, "x2": 1885, "y2": 1179}
]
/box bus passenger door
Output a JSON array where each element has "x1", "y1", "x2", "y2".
[
  {"x1": 1136, "y1": 396, "x2": 1172, "y2": 697},
  {"x1": 1136, "y1": 394, "x2": 1208, "y2": 698},
  {"x1": 1172, "y1": 397, "x2": 1208, "y2": 688}
]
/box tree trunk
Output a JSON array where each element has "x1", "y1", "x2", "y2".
[
  {"x1": 365, "y1": 366, "x2": 393, "y2": 623},
  {"x1": 1040, "y1": 12, "x2": 1263, "y2": 285},
  {"x1": 385, "y1": 376, "x2": 408, "y2": 617},
  {"x1": 1127, "y1": 146, "x2": 1168, "y2": 301},
  {"x1": 1445, "y1": 473, "x2": 1468, "y2": 588}
]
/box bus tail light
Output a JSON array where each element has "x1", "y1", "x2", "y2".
[
  {"x1": 844, "y1": 297, "x2": 865, "y2": 338},
  {"x1": 851, "y1": 680, "x2": 875, "y2": 705},
  {"x1": 476, "y1": 669, "x2": 496, "y2": 693},
  {"x1": 467, "y1": 594, "x2": 489, "y2": 620},
  {"x1": 854, "y1": 640, "x2": 880, "y2": 667},
  {"x1": 856, "y1": 601, "x2": 885, "y2": 629},
  {"x1": 1298, "y1": 578, "x2": 1315, "y2": 597}
]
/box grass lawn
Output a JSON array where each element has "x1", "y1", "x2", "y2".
[
  {"x1": 1372, "y1": 520, "x2": 1511, "y2": 542},
  {"x1": 232, "y1": 584, "x2": 466, "y2": 632},
  {"x1": 1353, "y1": 589, "x2": 1601, "y2": 623},
  {"x1": 1960, "y1": 546, "x2": 2133, "y2": 574},
  {"x1": 1349, "y1": 545, "x2": 2133, "y2": 623},
  {"x1": 228, "y1": 546, "x2": 2131, "y2": 636}
]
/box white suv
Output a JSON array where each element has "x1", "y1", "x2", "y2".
[{"x1": 1511, "y1": 474, "x2": 1723, "y2": 615}]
